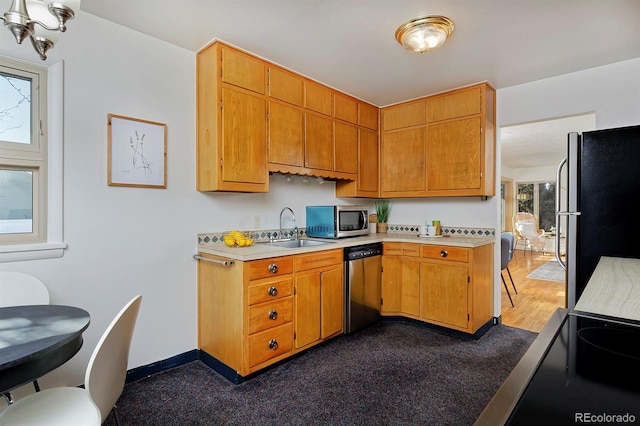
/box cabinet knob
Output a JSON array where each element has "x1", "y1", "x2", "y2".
[
  {"x1": 268, "y1": 310, "x2": 278, "y2": 320},
  {"x1": 268, "y1": 339, "x2": 279, "y2": 350},
  {"x1": 440, "y1": 250, "x2": 448, "y2": 258},
  {"x1": 268, "y1": 263, "x2": 279, "y2": 274},
  {"x1": 268, "y1": 286, "x2": 278, "y2": 296}
]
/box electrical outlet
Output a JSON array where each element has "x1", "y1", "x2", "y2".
[{"x1": 253, "y1": 215, "x2": 261, "y2": 228}]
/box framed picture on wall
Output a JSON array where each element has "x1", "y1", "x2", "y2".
[{"x1": 107, "y1": 114, "x2": 167, "y2": 188}]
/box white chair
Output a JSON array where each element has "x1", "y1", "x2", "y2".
[
  {"x1": 513, "y1": 212, "x2": 546, "y2": 254},
  {"x1": 0, "y1": 272, "x2": 50, "y2": 401},
  {"x1": 0, "y1": 295, "x2": 142, "y2": 426}
]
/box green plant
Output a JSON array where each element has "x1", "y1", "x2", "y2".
[{"x1": 375, "y1": 200, "x2": 391, "y2": 223}]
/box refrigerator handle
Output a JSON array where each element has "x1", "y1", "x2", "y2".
[{"x1": 555, "y1": 157, "x2": 568, "y2": 269}]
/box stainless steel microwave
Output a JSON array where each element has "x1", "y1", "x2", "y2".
[{"x1": 305, "y1": 205, "x2": 369, "y2": 239}]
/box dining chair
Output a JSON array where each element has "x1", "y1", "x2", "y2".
[
  {"x1": 501, "y1": 236, "x2": 516, "y2": 307},
  {"x1": 0, "y1": 271, "x2": 50, "y2": 401},
  {"x1": 0, "y1": 295, "x2": 142, "y2": 426},
  {"x1": 501, "y1": 231, "x2": 518, "y2": 294}
]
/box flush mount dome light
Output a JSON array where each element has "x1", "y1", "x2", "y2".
[{"x1": 395, "y1": 15, "x2": 454, "y2": 54}]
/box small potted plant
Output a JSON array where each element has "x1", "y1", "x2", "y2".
[{"x1": 375, "y1": 200, "x2": 390, "y2": 233}]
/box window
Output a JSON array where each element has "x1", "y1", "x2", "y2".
[
  {"x1": 0, "y1": 58, "x2": 47, "y2": 245},
  {"x1": 516, "y1": 181, "x2": 556, "y2": 232}
]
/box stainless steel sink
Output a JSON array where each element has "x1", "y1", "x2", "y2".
[{"x1": 259, "y1": 239, "x2": 335, "y2": 248}]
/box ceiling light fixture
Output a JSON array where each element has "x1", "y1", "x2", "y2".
[
  {"x1": 395, "y1": 15, "x2": 454, "y2": 54},
  {"x1": 1, "y1": 0, "x2": 81, "y2": 60}
]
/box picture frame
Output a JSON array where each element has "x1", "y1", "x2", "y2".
[{"x1": 107, "y1": 114, "x2": 167, "y2": 188}]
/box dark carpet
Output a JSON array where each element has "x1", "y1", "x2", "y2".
[{"x1": 105, "y1": 321, "x2": 537, "y2": 426}]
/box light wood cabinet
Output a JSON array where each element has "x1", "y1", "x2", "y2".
[
  {"x1": 197, "y1": 248, "x2": 343, "y2": 378},
  {"x1": 381, "y1": 242, "x2": 494, "y2": 334},
  {"x1": 358, "y1": 102, "x2": 379, "y2": 131},
  {"x1": 197, "y1": 42, "x2": 269, "y2": 192},
  {"x1": 334, "y1": 93, "x2": 358, "y2": 124},
  {"x1": 420, "y1": 243, "x2": 494, "y2": 334},
  {"x1": 334, "y1": 122, "x2": 358, "y2": 174},
  {"x1": 305, "y1": 81, "x2": 333, "y2": 116},
  {"x1": 304, "y1": 113, "x2": 334, "y2": 171},
  {"x1": 381, "y1": 243, "x2": 420, "y2": 317},
  {"x1": 268, "y1": 101, "x2": 304, "y2": 167},
  {"x1": 293, "y1": 249, "x2": 344, "y2": 349},
  {"x1": 268, "y1": 66, "x2": 303, "y2": 106},
  {"x1": 379, "y1": 82, "x2": 496, "y2": 198},
  {"x1": 335, "y1": 126, "x2": 380, "y2": 197}
]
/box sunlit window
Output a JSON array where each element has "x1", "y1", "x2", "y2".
[{"x1": 0, "y1": 59, "x2": 47, "y2": 245}]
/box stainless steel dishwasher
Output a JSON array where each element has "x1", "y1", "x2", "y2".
[{"x1": 344, "y1": 242, "x2": 382, "y2": 334}]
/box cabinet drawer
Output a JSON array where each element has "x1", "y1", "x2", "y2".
[
  {"x1": 248, "y1": 297, "x2": 293, "y2": 334},
  {"x1": 294, "y1": 249, "x2": 342, "y2": 271},
  {"x1": 248, "y1": 278, "x2": 293, "y2": 305},
  {"x1": 248, "y1": 322, "x2": 293, "y2": 367},
  {"x1": 249, "y1": 256, "x2": 294, "y2": 280},
  {"x1": 383, "y1": 243, "x2": 420, "y2": 257},
  {"x1": 422, "y1": 245, "x2": 469, "y2": 263}
]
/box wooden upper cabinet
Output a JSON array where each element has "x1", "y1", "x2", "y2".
[
  {"x1": 427, "y1": 117, "x2": 481, "y2": 191},
  {"x1": 268, "y1": 66, "x2": 303, "y2": 106},
  {"x1": 381, "y1": 127, "x2": 426, "y2": 195},
  {"x1": 334, "y1": 93, "x2": 358, "y2": 124},
  {"x1": 305, "y1": 81, "x2": 332, "y2": 116},
  {"x1": 427, "y1": 86, "x2": 481, "y2": 122},
  {"x1": 358, "y1": 102, "x2": 378, "y2": 131},
  {"x1": 269, "y1": 101, "x2": 304, "y2": 167},
  {"x1": 334, "y1": 122, "x2": 358, "y2": 174},
  {"x1": 358, "y1": 129, "x2": 379, "y2": 193},
  {"x1": 221, "y1": 46, "x2": 265, "y2": 95},
  {"x1": 382, "y1": 100, "x2": 426, "y2": 131},
  {"x1": 305, "y1": 113, "x2": 333, "y2": 171},
  {"x1": 221, "y1": 87, "x2": 267, "y2": 185}
]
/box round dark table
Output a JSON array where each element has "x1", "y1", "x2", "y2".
[{"x1": 0, "y1": 305, "x2": 90, "y2": 394}]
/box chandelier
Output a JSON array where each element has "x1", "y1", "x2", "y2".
[
  {"x1": 395, "y1": 15, "x2": 454, "y2": 54},
  {"x1": 1, "y1": 0, "x2": 80, "y2": 60}
]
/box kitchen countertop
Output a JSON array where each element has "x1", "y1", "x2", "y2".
[
  {"x1": 197, "y1": 233, "x2": 495, "y2": 261},
  {"x1": 574, "y1": 256, "x2": 640, "y2": 322}
]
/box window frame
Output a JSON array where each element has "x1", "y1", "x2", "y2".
[{"x1": 0, "y1": 56, "x2": 65, "y2": 262}]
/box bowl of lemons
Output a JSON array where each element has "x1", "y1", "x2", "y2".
[{"x1": 223, "y1": 230, "x2": 254, "y2": 247}]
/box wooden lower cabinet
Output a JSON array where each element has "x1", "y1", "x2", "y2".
[
  {"x1": 381, "y1": 242, "x2": 494, "y2": 334},
  {"x1": 197, "y1": 248, "x2": 343, "y2": 377}
]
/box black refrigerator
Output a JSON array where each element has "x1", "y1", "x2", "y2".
[{"x1": 557, "y1": 124, "x2": 640, "y2": 308}]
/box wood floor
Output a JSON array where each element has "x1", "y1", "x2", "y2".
[{"x1": 499, "y1": 249, "x2": 566, "y2": 333}]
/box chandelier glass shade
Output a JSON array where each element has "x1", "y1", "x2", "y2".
[
  {"x1": 1, "y1": 0, "x2": 81, "y2": 60},
  {"x1": 395, "y1": 15, "x2": 454, "y2": 54}
]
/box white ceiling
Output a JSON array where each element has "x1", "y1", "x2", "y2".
[{"x1": 79, "y1": 0, "x2": 640, "y2": 168}]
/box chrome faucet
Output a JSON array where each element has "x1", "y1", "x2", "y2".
[{"x1": 279, "y1": 207, "x2": 297, "y2": 241}]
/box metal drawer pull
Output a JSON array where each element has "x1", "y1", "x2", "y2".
[
  {"x1": 193, "y1": 255, "x2": 235, "y2": 266},
  {"x1": 268, "y1": 310, "x2": 278, "y2": 320},
  {"x1": 268, "y1": 263, "x2": 278, "y2": 274},
  {"x1": 268, "y1": 286, "x2": 278, "y2": 297},
  {"x1": 440, "y1": 250, "x2": 448, "y2": 258},
  {"x1": 268, "y1": 339, "x2": 279, "y2": 350}
]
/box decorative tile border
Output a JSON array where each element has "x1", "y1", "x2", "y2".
[
  {"x1": 198, "y1": 225, "x2": 494, "y2": 248},
  {"x1": 387, "y1": 224, "x2": 495, "y2": 237}
]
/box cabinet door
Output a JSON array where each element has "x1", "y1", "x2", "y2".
[
  {"x1": 427, "y1": 117, "x2": 481, "y2": 191},
  {"x1": 320, "y1": 267, "x2": 344, "y2": 338},
  {"x1": 358, "y1": 129, "x2": 379, "y2": 193},
  {"x1": 334, "y1": 122, "x2": 358, "y2": 174},
  {"x1": 382, "y1": 100, "x2": 426, "y2": 131},
  {"x1": 381, "y1": 127, "x2": 426, "y2": 194},
  {"x1": 358, "y1": 102, "x2": 378, "y2": 131},
  {"x1": 268, "y1": 66, "x2": 303, "y2": 106},
  {"x1": 381, "y1": 256, "x2": 420, "y2": 316},
  {"x1": 334, "y1": 93, "x2": 357, "y2": 124},
  {"x1": 426, "y1": 86, "x2": 481, "y2": 122},
  {"x1": 305, "y1": 113, "x2": 333, "y2": 171},
  {"x1": 421, "y1": 262, "x2": 469, "y2": 328},
  {"x1": 221, "y1": 87, "x2": 267, "y2": 185},
  {"x1": 221, "y1": 46, "x2": 265, "y2": 94},
  {"x1": 294, "y1": 271, "x2": 321, "y2": 349},
  {"x1": 305, "y1": 81, "x2": 332, "y2": 116},
  {"x1": 268, "y1": 102, "x2": 304, "y2": 167}
]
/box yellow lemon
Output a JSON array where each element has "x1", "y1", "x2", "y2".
[{"x1": 237, "y1": 237, "x2": 248, "y2": 247}]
